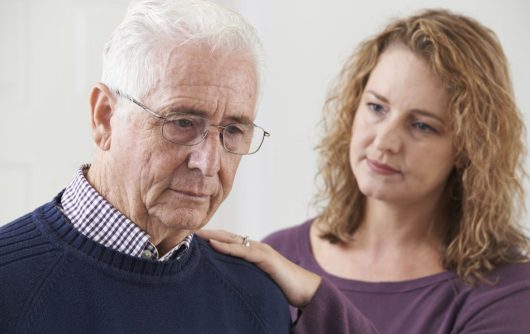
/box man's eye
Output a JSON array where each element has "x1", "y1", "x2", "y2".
[
  {"x1": 173, "y1": 118, "x2": 195, "y2": 128},
  {"x1": 225, "y1": 124, "x2": 245, "y2": 135}
]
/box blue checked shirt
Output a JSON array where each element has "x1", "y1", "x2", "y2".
[{"x1": 60, "y1": 165, "x2": 192, "y2": 261}]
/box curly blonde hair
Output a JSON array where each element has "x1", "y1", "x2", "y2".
[{"x1": 314, "y1": 9, "x2": 529, "y2": 284}]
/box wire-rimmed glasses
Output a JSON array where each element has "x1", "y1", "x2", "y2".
[{"x1": 115, "y1": 90, "x2": 270, "y2": 155}]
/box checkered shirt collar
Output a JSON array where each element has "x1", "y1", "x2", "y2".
[{"x1": 60, "y1": 165, "x2": 193, "y2": 261}]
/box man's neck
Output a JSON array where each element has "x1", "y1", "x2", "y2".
[{"x1": 86, "y1": 162, "x2": 191, "y2": 257}]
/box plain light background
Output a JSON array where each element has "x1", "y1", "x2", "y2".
[{"x1": 1, "y1": 0, "x2": 529, "y2": 240}]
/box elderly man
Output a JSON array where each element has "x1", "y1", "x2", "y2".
[{"x1": 0, "y1": 0, "x2": 290, "y2": 333}]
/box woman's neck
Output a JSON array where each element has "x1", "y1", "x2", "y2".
[
  {"x1": 360, "y1": 197, "x2": 444, "y2": 248},
  {"x1": 311, "y1": 198, "x2": 447, "y2": 282}
]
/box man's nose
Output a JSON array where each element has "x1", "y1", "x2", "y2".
[
  {"x1": 187, "y1": 130, "x2": 222, "y2": 177},
  {"x1": 373, "y1": 120, "x2": 402, "y2": 154}
]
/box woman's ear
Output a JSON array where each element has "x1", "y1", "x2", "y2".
[{"x1": 89, "y1": 83, "x2": 117, "y2": 151}]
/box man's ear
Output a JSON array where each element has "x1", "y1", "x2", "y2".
[{"x1": 90, "y1": 83, "x2": 117, "y2": 151}]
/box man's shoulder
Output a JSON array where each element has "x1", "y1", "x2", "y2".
[
  {"x1": 196, "y1": 235, "x2": 285, "y2": 290},
  {"x1": 0, "y1": 207, "x2": 53, "y2": 256},
  {"x1": 0, "y1": 205, "x2": 63, "y2": 332},
  {"x1": 0, "y1": 203, "x2": 62, "y2": 278},
  {"x1": 195, "y1": 237, "x2": 291, "y2": 330},
  {"x1": 0, "y1": 211, "x2": 34, "y2": 235}
]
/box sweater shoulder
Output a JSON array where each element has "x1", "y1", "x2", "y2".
[
  {"x1": 0, "y1": 206, "x2": 62, "y2": 332},
  {"x1": 457, "y1": 261, "x2": 530, "y2": 302},
  {"x1": 464, "y1": 260, "x2": 530, "y2": 296},
  {"x1": 262, "y1": 220, "x2": 312, "y2": 262},
  {"x1": 453, "y1": 261, "x2": 530, "y2": 332},
  {"x1": 0, "y1": 206, "x2": 61, "y2": 266},
  {"x1": 196, "y1": 237, "x2": 290, "y2": 332}
]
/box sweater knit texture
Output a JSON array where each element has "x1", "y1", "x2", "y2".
[{"x1": 0, "y1": 196, "x2": 290, "y2": 334}]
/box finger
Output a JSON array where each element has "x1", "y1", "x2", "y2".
[
  {"x1": 210, "y1": 238, "x2": 275, "y2": 265},
  {"x1": 209, "y1": 239, "x2": 261, "y2": 262},
  {"x1": 196, "y1": 229, "x2": 243, "y2": 244}
]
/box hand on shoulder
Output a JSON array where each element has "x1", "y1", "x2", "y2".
[{"x1": 196, "y1": 229, "x2": 322, "y2": 307}]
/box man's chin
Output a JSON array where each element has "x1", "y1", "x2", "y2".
[{"x1": 157, "y1": 209, "x2": 209, "y2": 232}]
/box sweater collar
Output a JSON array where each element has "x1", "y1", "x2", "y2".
[{"x1": 36, "y1": 196, "x2": 200, "y2": 277}]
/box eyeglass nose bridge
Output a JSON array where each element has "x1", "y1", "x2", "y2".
[{"x1": 194, "y1": 124, "x2": 227, "y2": 148}]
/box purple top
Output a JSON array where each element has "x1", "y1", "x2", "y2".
[{"x1": 263, "y1": 220, "x2": 530, "y2": 334}]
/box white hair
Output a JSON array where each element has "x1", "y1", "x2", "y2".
[{"x1": 101, "y1": 0, "x2": 263, "y2": 99}]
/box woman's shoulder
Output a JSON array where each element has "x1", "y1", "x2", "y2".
[
  {"x1": 492, "y1": 260, "x2": 530, "y2": 282},
  {"x1": 470, "y1": 260, "x2": 530, "y2": 294},
  {"x1": 262, "y1": 219, "x2": 314, "y2": 261},
  {"x1": 262, "y1": 219, "x2": 313, "y2": 245},
  {"x1": 453, "y1": 261, "x2": 530, "y2": 332}
]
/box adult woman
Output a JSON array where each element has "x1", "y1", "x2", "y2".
[{"x1": 199, "y1": 9, "x2": 530, "y2": 333}]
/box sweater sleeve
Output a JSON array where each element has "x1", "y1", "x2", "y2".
[{"x1": 292, "y1": 278, "x2": 379, "y2": 334}]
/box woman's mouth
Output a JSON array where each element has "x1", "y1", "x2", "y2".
[{"x1": 366, "y1": 159, "x2": 400, "y2": 175}]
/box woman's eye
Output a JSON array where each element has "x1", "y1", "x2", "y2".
[
  {"x1": 413, "y1": 121, "x2": 436, "y2": 133},
  {"x1": 367, "y1": 103, "x2": 385, "y2": 114}
]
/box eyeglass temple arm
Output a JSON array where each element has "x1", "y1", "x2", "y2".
[{"x1": 114, "y1": 89, "x2": 164, "y2": 120}]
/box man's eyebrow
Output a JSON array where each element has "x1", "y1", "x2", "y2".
[
  {"x1": 225, "y1": 114, "x2": 253, "y2": 125},
  {"x1": 162, "y1": 106, "x2": 254, "y2": 125},
  {"x1": 163, "y1": 106, "x2": 208, "y2": 118}
]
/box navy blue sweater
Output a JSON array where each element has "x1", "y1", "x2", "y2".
[{"x1": 0, "y1": 196, "x2": 290, "y2": 334}]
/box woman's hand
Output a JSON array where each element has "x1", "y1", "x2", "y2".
[{"x1": 196, "y1": 229, "x2": 322, "y2": 308}]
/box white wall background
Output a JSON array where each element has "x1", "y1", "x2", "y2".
[{"x1": 1, "y1": 0, "x2": 529, "y2": 240}]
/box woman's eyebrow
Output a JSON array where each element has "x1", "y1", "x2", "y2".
[{"x1": 366, "y1": 90, "x2": 389, "y2": 103}]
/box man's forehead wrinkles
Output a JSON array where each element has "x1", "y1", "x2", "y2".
[
  {"x1": 166, "y1": 83, "x2": 252, "y2": 95},
  {"x1": 154, "y1": 85, "x2": 254, "y2": 109},
  {"x1": 159, "y1": 95, "x2": 216, "y2": 105},
  {"x1": 155, "y1": 93, "x2": 252, "y2": 121}
]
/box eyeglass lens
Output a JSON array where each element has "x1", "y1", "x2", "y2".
[{"x1": 161, "y1": 114, "x2": 264, "y2": 154}]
